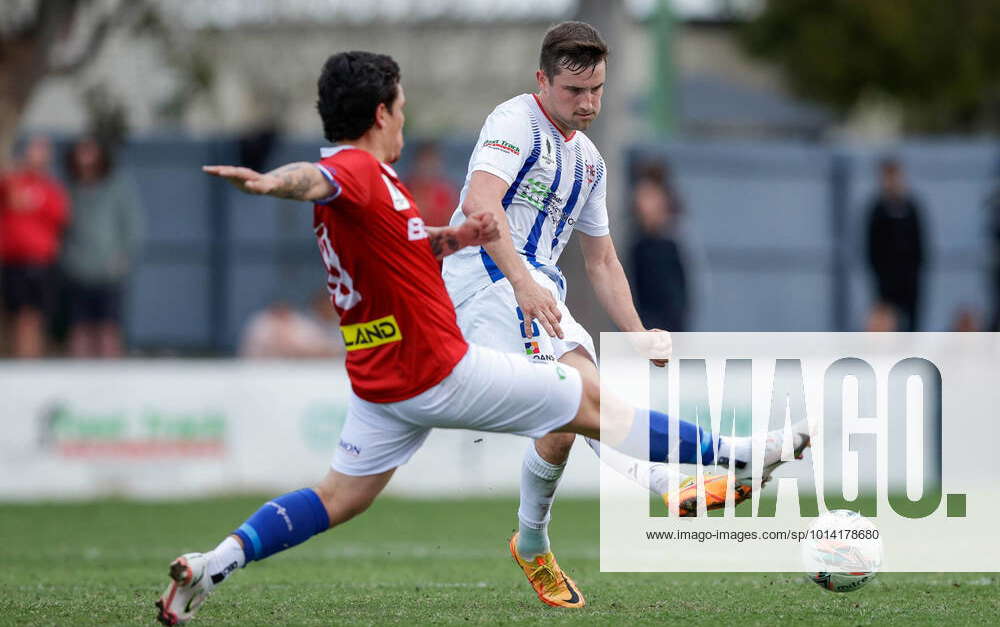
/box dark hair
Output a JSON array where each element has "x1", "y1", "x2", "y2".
[
  {"x1": 539, "y1": 21, "x2": 609, "y2": 80},
  {"x1": 879, "y1": 156, "x2": 901, "y2": 174},
  {"x1": 316, "y1": 51, "x2": 400, "y2": 143},
  {"x1": 65, "y1": 136, "x2": 113, "y2": 182}
]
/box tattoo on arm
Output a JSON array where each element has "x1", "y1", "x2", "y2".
[
  {"x1": 267, "y1": 163, "x2": 317, "y2": 200},
  {"x1": 428, "y1": 229, "x2": 462, "y2": 258}
]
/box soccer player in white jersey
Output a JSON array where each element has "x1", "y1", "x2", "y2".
[{"x1": 442, "y1": 22, "x2": 777, "y2": 607}]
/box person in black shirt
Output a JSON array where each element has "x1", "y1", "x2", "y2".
[
  {"x1": 865, "y1": 158, "x2": 927, "y2": 332},
  {"x1": 630, "y1": 163, "x2": 689, "y2": 332}
]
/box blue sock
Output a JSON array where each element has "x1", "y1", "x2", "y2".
[
  {"x1": 233, "y1": 488, "x2": 330, "y2": 563},
  {"x1": 618, "y1": 408, "x2": 716, "y2": 464}
]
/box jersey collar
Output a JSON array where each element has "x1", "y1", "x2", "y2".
[
  {"x1": 320, "y1": 145, "x2": 400, "y2": 179},
  {"x1": 320, "y1": 145, "x2": 353, "y2": 158},
  {"x1": 532, "y1": 94, "x2": 576, "y2": 142}
]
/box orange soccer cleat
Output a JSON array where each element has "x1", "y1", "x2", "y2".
[
  {"x1": 665, "y1": 472, "x2": 754, "y2": 517},
  {"x1": 508, "y1": 533, "x2": 586, "y2": 608}
]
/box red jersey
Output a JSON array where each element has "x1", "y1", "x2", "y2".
[
  {"x1": 0, "y1": 169, "x2": 69, "y2": 264},
  {"x1": 313, "y1": 147, "x2": 468, "y2": 403}
]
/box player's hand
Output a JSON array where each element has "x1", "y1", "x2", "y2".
[
  {"x1": 645, "y1": 328, "x2": 673, "y2": 367},
  {"x1": 514, "y1": 279, "x2": 563, "y2": 339},
  {"x1": 457, "y1": 212, "x2": 500, "y2": 248},
  {"x1": 203, "y1": 165, "x2": 283, "y2": 195}
]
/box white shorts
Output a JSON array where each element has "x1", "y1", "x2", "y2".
[
  {"x1": 454, "y1": 269, "x2": 597, "y2": 365},
  {"x1": 331, "y1": 343, "x2": 583, "y2": 476}
]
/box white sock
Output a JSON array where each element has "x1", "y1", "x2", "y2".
[
  {"x1": 516, "y1": 443, "x2": 566, "y2": 560},
  {"x1": 584, "y1": 437, "x2": 684, "y2": 496},
  {"x1": 207, "y1": 536, "x2": 246, "y2": 585},
  {"x1": 717, "y1": 435, "x2": 752, "y2": 467}
]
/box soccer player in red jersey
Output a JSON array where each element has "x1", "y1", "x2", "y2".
[{"x1": 156, "y1": 51, "x2": 807, "y2": 624}]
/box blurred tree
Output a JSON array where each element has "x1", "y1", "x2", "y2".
[
  {"x1": 742, "y1": 0, "x2": 1000, "y2": 133},
  {"x1": 0, "y1": 0, "x2": 155, "y2": 167}
]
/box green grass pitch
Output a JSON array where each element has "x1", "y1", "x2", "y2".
[{"x1": 0, "y1": 496, "x2": 997, "y2": 625}]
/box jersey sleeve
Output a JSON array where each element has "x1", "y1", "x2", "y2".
[
  {"x1": 574, "y1": 160, "x2": 610, "y2": 236},
  {"x1": 314, "y1": 151, "x2": 378, "y2": 208},
  {"x1": 468, "y1": 105, "x2": 535, "y2": 186}
]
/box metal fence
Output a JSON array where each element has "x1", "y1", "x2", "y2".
[{"x1": 112, "y1": 136, "x2": 999, "y2": 353}]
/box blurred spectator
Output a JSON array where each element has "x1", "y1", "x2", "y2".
[
  {"x1": 865, "y1": 302, "x2": 898, "y2": 332},
  {"x1": 629, "y1": 162, "x2": 689, "y2": 332},
  {"x1": 951, "y1": 306, "x2": 979, "y2": 332},
  {"x1": 61, "y1": 137, "x2": 144, "y2": 358},
  {"x1": 865, "y1": 158, "x2": 926, "y2": 332},
  {"x1": 988, "y1": 185, "x2": 1000, "y2": 331},
  {"x1": 306, "y1": 290, "x2": 344, "y2": 351},
  {"x1": 0, "y1": 136, "x2": 69, "y2": 358},
  {"x1": 405, "y1": 141, "x2": 458, "y2": 227},
  {"x1": 240, "y1": 297, "x2": 344, "y2": 359}
]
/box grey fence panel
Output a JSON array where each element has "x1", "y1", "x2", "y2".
[
  {"x1": 844, "y1": 143, "x2": 997, "y2": 331},
  {"x1": 628, "y1": 142, "x2": 835, "y2": 331},
  {"x1": 109, "y1": 136, "x2": 999, "y2": 353}
]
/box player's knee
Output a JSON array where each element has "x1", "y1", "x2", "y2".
[
  {"x1": 569, "y1": 376, "x2": 601, "y2": 438},
  {"x1": 535, "y1": 431, "x2": 575, "y2": 462}
]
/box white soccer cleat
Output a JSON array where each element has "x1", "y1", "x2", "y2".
[
  {"x1": 759, "y1": 420, "x2": 811, "y2": 486},
  {"x1": 155, "y1": 553, "x2": 215, "y2": 625},
  {"x1": 719, "y1": 420, "x2": 811, "y2": 485}
]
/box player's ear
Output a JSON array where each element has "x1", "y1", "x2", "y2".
[
  {"x1": 536, "y1": 69, "x2": 548, "y2": 93},
  {"x1": 373, "y1": 102, "x2": 388, "y2": 129}
]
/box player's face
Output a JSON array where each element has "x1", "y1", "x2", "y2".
[
  {"x1": 536, "y1": 61, "x2": 605, "y2": 132},
  {"x1": 384, "y1": 84, "x2": 406, "y2": 163}
]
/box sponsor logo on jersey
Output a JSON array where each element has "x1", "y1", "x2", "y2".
[
  {"x1": 381, "y1": 174, "x2": 411, "y2": 210},
  {"x1": 340, "y1": 314, "x2": 402, "y2": 351},
  {"x1": 516, "y1": 177, "x2": 575, "y2": 227},
  {"x1": 540, "y1": 135, "x2": 556, "y2": 168},
  {"x1": 518, "y1": 177, "x2": 565, "y2": 214},
  {"x1": 556, "y1": 365, "x2": 568, "y2": 380},
  {"x1": 482, "y1": 139, "x2": 520, "y2": 156},
  {"x1": 524, "y1": 341, "x2": 541, "y2": 355},
  {"x1": 339, "y1": 439, "x2": 362, "y2": 456},
  {"x1": 407, "y1": 216, "x2": 428, "y2": 241}
]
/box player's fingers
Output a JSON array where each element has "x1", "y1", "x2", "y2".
[
  {"x1": 540, "y1": 309, "x2": 564, "y2": 339},
  {"x1": 546, "y1": 302, "x2": 562, "y2": 322},
  {"x1": 202, "y1": 165, "x2": 239, "y2": 178},
  {"x1": 535, "y1": 312, "x2": 558, "y2": 339},
  {"x1": 482, "y1": 222, "x2": 500, "y2": 242},
  {"x1": 244, "y1": 179, "x2": 270, "y2": 193},
  {"x1": 651, "y1": 358, "x2": 669, "y2": 368}
]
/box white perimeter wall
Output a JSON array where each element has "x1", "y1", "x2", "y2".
[{"x1": 0, "y1": 360, "x2": 602, "y2": 501}]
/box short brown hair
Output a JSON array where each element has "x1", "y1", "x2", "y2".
[{"x1": 539, "y1": 21, "x2": 608, "y2": 80}]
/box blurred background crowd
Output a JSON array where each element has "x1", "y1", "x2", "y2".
[{"x1": 4, "y1": 0, "x2": 1000, "y2": 360}]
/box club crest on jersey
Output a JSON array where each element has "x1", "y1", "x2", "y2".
[
  {"x1": 340, "y1": 314, "x2": 402, "y2": 351},
  {"x1": 585, "y1": 162, "x2": 597, "y2": 184},
  {"x1": 381, "y1": 174, "x2": 411, "y2": 210}
]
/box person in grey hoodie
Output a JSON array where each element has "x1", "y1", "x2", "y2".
[{"x1": 62, "y1": 137, "x2": 143, "y2": 357}]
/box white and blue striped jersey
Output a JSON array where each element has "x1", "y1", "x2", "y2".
[{"x1": 442, "y1": 93, "x2": 609, "y2": 306}]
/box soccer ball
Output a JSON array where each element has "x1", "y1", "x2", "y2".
[{"x1": 801, "y1": 509, "x2": 882, "y2": 593}]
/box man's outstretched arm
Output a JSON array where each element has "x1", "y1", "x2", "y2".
[{"x1": 202, "y1": 163, "x2": 333, "y2": 201}]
